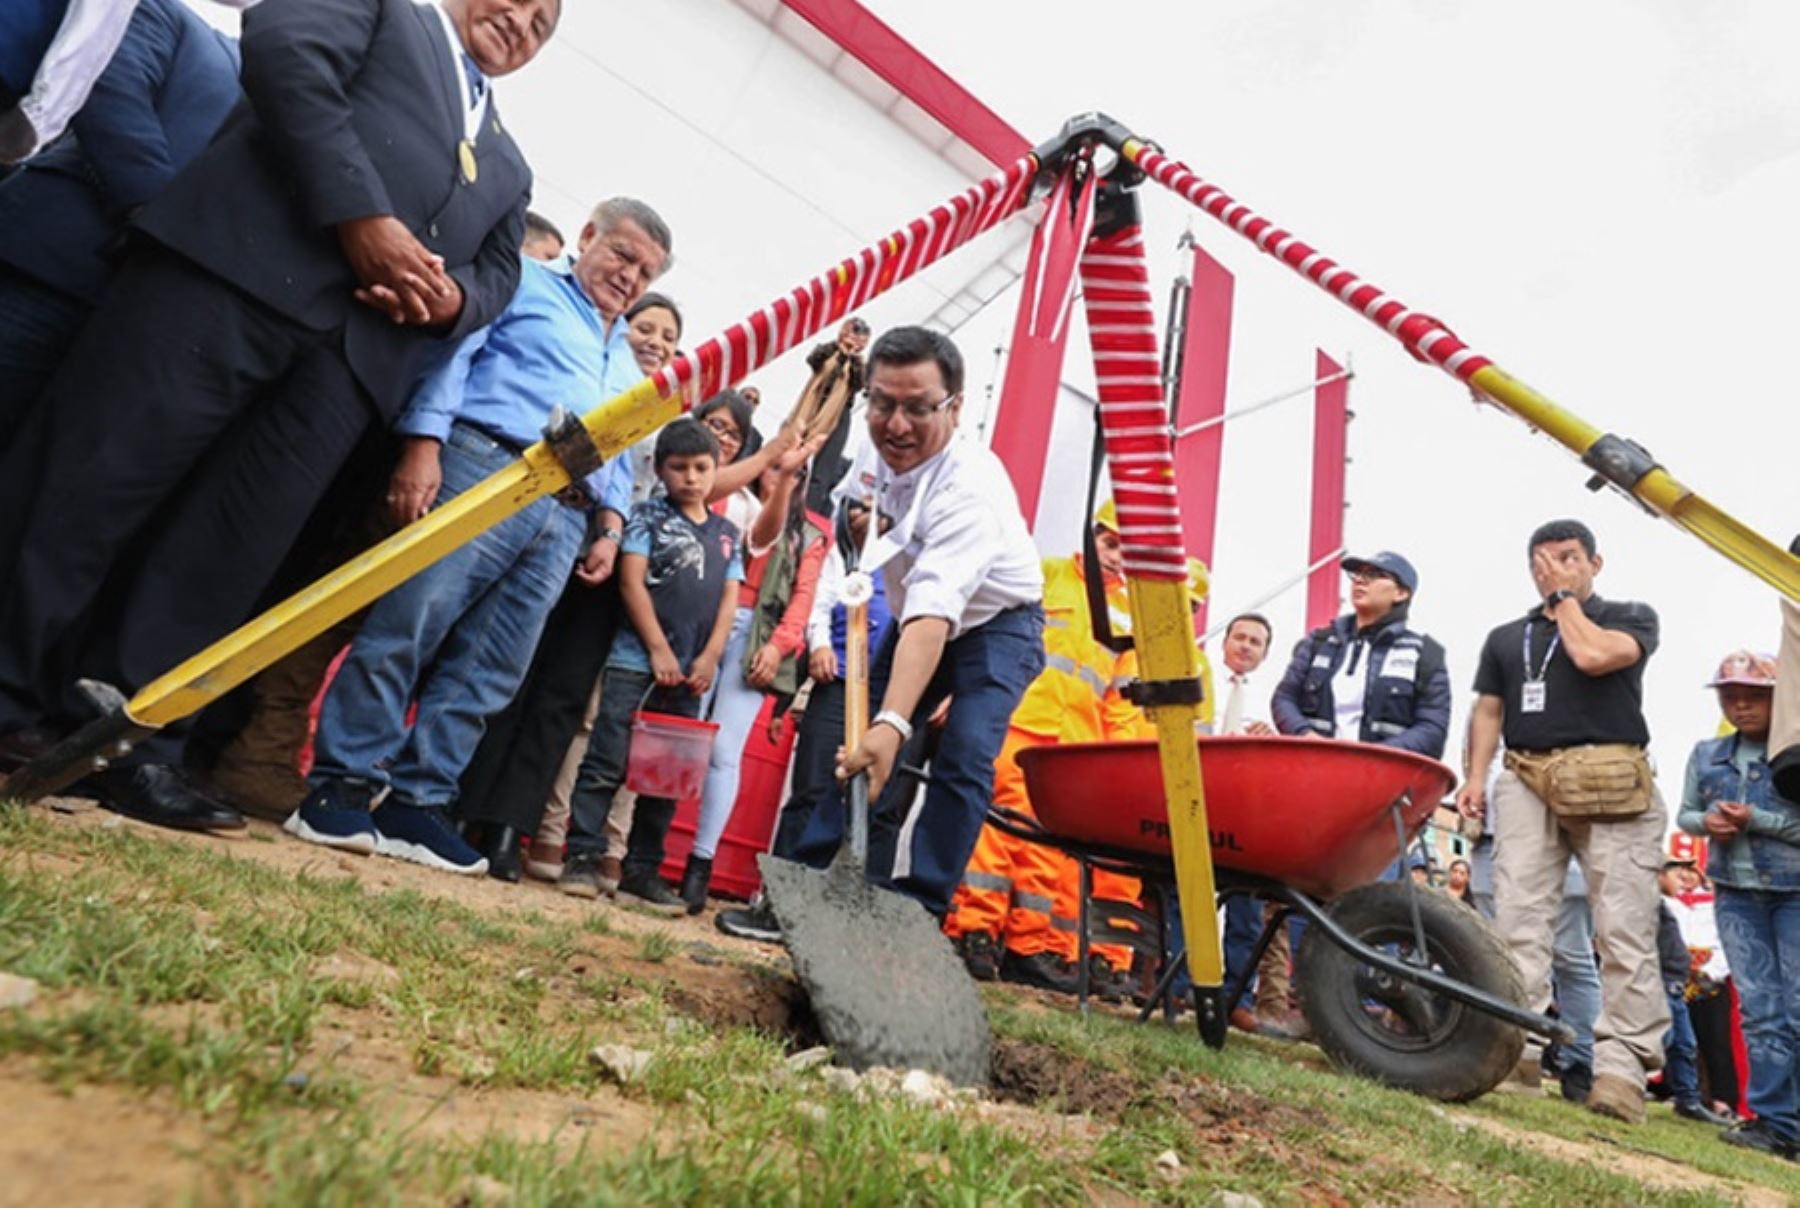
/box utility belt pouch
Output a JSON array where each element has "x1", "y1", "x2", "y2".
[{"x1": 1505, "y1": 743, "x2": 1652, "y2": 819}]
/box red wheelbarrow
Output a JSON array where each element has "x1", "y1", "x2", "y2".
[{"x1": 1004, "y1": 735, "x2": 1572, "y2": 1102}]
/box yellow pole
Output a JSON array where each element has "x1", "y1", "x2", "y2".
[
  {"x1": 1126, "y1": 576, "x2": 1223, "y2": 989},
  {"x1": 1467, "y1": 364, "x2": 1800, "y2": 601},
  {"x1": 124, "y1": 377, "x2": 677, "y2": 727}
]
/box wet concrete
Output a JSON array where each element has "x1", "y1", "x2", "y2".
[{"x1": 760, "y1": 854, "x2": 990, "y2": 1088}]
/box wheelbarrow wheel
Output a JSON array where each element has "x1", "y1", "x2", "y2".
[{"x1": 1295, "y1": 881, "x2": 1525, "y2": 1102}]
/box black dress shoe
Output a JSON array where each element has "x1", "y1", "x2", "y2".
[
  {"x1": 999, "y1": 949, "x2": 1080, "y2": 995},
  {"x1": 0, "y1": 724, "x2": 62, "y2": 772},
  {"x1": 84, "y1": 764, "x2": 246, "y2": 832},
  {"x1": 482, "y1": 825, "x2": 523, "y2": 883},
  {"x1": 1674, "y1": 1100, "x2": 1734, "y2": 1126}
]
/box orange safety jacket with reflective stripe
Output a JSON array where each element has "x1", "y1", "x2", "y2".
[{"x1": 1010, "y1": 556, "x2": 1158, "y2": 742}]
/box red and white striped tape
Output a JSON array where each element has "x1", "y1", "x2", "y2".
[
  {"x1": 651, "y1": 155, "x2": 1040, "y2": 409},
  {"x1": 1131, "y1": 147, "x2": 1492, "y2": 385},
  {"x1": 1081, "y1": 223, "x2": 1191, "y2": 583}
]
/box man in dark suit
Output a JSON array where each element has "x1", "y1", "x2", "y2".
[
  {"x1": 0, "y1": 0, "x2": 560, "y2": 832},
  {"x1": 0, "y1": 0, "x2": 243, "y2": 440}
]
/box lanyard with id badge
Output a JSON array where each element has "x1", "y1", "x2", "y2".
[{"x1": 1521, "y1": 622, "x2": 1560, "y2": 714}]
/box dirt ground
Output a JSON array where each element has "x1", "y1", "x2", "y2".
[{"x1": 5, "y1": 801, "x2": 1795, "y2": 1206}]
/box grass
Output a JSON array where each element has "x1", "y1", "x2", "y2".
[
  {"x1": 4, "y1": 803, "x2": 1798, "y2": 1205},
  {"x1": 634, "y1": 929, "x2": 679, "y2": 964}
]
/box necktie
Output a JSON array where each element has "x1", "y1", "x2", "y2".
[
  {"x1": 1222, "y1": 674, "x2": 1245, "y2": 736},
  {"x1": 462, "y1": 55, "x2": 487, "y2": 111}
]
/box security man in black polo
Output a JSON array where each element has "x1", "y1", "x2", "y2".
[{"x1": 1456, "y1": 518, "x2": 1669, "y2": 1125}]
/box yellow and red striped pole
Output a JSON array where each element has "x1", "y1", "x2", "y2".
[{"x1": 1072, "y1": 163, "x2": 1227, "y2": 999}]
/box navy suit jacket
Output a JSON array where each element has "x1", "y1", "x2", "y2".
[
  {"x1": 0, "y1": 0, "x2": 242, "y2": 305},
  {"x1": 134, "y1": 0, "x2": 531, "y2": 418}
]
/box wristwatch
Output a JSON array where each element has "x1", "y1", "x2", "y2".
[
  {"x1": 1544, "y1": 589, "x2": 1576, "y2": 609},
  {"x1": 596, "y1": 527, "x2": 624, "y2": 544},
  {"x1": 871, "y1": 709, "x2": 914, "y2": 741}
]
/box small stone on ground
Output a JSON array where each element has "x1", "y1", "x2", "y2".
[{"x1": 0, "y1": 973, "x2": 38, "y2": 1010}]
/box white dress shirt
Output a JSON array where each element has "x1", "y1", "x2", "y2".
[
  {"x1": 1333, "y1": 640, "x2": 1369, "y2": 739},
  {"x1": 1221, "y1": 672, "x2": 1248, "y2": 735},
  {"x1": 806, "y1": 545, "x2": 846, "y2": 654},
  {"x1": 856, "y1": 435, "x2": 1042, "y2": 638}
]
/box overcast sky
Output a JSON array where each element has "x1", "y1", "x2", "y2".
[
  {"x1": 858, "y1": 0, "x2": 1799, "y2": 806},
  {"x1": 194, "y1": 0, "x2": 1798, "y2": 809}
]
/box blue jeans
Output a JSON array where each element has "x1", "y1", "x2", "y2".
[
  {"x1": 1222, "y1": 895, "x2": 1263, "y2": 1010},
  {"x1": 1552, "y1": 890, "x2": 1601, "y2": 1073},
  {"x1": 793, "y1": 603, "x2": 1045, "y2": 916},
  {"x1": 311, "y1": 424, "x2": 584, "y2": 805},
  {"x1": 1663, "y1": 988, "x2": 1702, "y2": 1107},
  {"x1": 693, "y1": 607, "x2": 760, "y2": 860},
  {"x1": 566, "y1": 665, "x2": 704, "y2": 871},
  {"x1": 1715, "y1": 886, "x2": 1800, "y2": 1142}
]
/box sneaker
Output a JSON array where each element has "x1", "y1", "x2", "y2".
[
  {"x1": 558, "y1": 851, "x2": 603, "y2": 900},
  {"x1": 680, "y1": 854, "x2": 713, "y2": 916},
  {"x1": 956, "y1": 932, "x2": 1001, "y2": 982},
  {"x1": 523, "y1": 855, "x2": 565, "y2": 883},
  {"x1": 1559, "y1": 1062, "x2": 1594, "y2": 1104},
  {"x1": 597, "y1": 856, "x2": 623, "y2": 895},
  {"x1": 999, "y1": 949, "x2": 1079, "y2": 995},
  {"x1": 373, "y1": 800, "x2": 488, "y2": 875},
  {"x1": 283, "y1": 779, "x2": 379, "y2": 855},
  {"x1": 617, "y1": 869, "x2": 684, "y2": 914},
  {"x1": 1720, "y1": 1119, "x2": 1799, "y2": 1161},
  {"x1": 1229, "y1": 1006, "x2": 1260, "y2": 1034},
  {"x1": 1586, "y1": 1073, "x2": 1646, "y2": 1125},
  {"x1": 1674, "y1": 1100, "x2": 1733, "y2": 1126},
  {"x1": 716, "y1": 900, "x2": 784, "y2": 944}
]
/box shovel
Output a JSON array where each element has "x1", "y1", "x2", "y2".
[{"x1": 757, "y1": 574, "x2": 990, "y2": 1087}]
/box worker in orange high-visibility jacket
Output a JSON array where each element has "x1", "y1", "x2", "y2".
[
  {"x1": 945, "y1": 504, "x2": 1213, "y2": 996},
  {"x1": 1059, "y1": 551, "x2": 1215, "y2": 998}
]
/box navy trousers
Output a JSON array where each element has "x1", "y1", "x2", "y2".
[{"x1": 792, "y1": 603, "x2": 1044, "y2": 916}]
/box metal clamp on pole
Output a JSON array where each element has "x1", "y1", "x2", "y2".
[
  {"x1": 1122, "y1": 676, "x2": 1205, "y2": 710},
  {"x1": 1032, "y1": 111, "x2": 1143, "y2": 181},
  {"x1": 1580, "y1": 433, "x2": 1661, "y2": 513},
  {"x1": 542, "y1": 404, "x2": 606, "y2": 508}
]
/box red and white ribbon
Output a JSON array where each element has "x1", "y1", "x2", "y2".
[
  {"x1": 1132, "y1": 146, "x2": 1492, "y2": 385},
  {"x1": 652, "y1": 155, "x2": 1039, "y2": 409},
  {"x1": 1081, "y1": 222, "x2": 1191, "y2": 582}
]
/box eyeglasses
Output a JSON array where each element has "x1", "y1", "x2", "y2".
[
  {"x1": 865, "y1": 391, "x2": 961, "y2": 422},
  {"x1": 701, "y1": 415, "x2": 742, "y2": 444},
  {"x1": 1349, "y1": 568, "x2": 1395, "y2": 585}
]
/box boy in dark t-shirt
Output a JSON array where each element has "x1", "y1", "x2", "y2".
[{"x1": 559, "y1": 419, "x2": 743, "y2": 907}]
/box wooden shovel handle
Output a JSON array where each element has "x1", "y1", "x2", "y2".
[{"x1": 845, "y1": 600, "x2": 869, "y2": 751}]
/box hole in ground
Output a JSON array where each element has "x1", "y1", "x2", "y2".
[
  {"x1": 987, "y1": 1038, "x2": 1144, "y2": 1117},
  {"x1": 666, "y1": 963, "x2": 822, "y2": 1051}
]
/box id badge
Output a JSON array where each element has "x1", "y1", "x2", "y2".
[{"x1": 1521, "y1": 681, "x2": 1546, "y2": 714}]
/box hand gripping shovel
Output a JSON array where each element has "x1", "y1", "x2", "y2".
[{"x1": 756, "y1": 573, "x2": 990, "y2": 1087}]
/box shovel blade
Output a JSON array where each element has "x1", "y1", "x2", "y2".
[{"x1": 759, "y1": 853, "x2": 990, "y2": 1087}]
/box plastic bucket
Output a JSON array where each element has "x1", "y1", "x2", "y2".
[{"x1": 626, "y1": 711, "x2": 718, "y2": 801}]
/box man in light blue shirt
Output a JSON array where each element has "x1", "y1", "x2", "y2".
[{"x1": 285, "y1": 197, "x2": 674, "y2": 877}]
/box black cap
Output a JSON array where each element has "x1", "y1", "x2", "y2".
[{"x1": 1342, "y1": 550, "x2": 1419, "y2": 593}]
